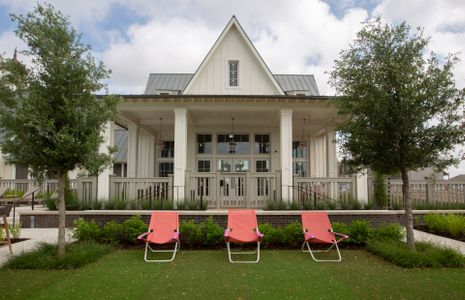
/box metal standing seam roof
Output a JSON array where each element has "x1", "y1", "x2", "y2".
[
  {"x1": 143, "y1": 73, "x2": 320, "y2": 95},
  {"x1": 113, "y1": 129, "x2": 128, "y2": 162},
  {"x1": 144, "y1": 73, "x2": 194, "y2": 94}
]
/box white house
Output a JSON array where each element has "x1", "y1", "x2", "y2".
[
  {"x1": 0, "y1": 16, "x2": 368, "y2": 207},
  {"x1": 97, "y1": 16, "x2": 367, "y2": 208}
]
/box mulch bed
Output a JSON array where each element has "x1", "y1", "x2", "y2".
[{"x1": 414, "y1": 226, "x2": 465, "y2": 243}]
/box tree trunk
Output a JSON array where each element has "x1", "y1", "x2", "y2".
[
  {"x1": 401, "y1": 167, "x2": 415, "y2": 251},
  {"x1": 57, "y1": 171, "x2": 66, "y2": 257}
]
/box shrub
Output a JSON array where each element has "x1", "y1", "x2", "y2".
[
  {"x1": 102, "y1": 221, "x2": 123, "y2": 244},
  {"x1": 72, "y1": 218, "x2": 102, "y2": 242},
  {"x1": 258, "y1": 223, "x2": 282, "y2": 248},
  {"x1": 0, "y1": 227, "x2": 4, "y2": 240},
  {"x1": 179, "y1": 220, "x2": 203, "y2": 247},
  {"x1": 121, "y1": 216, "x2": 147, "y2": 244},
  {"x1": 8, "y1": 223, "x2": 22, "y2": 239},
  {"x1": 367, "y1": 240, "x2": 465, "y2": 268},
  {"x1": 265, "y1": 200, "x2": 288, "y2": 210},
  {"x1": 372, "y1": 224, "x2": 403, "y2": 241},
  {"x1": 44, "y1": 194, "x2": 57, "y2": 211},
  {"x1": 348, "y1": 220, "x2": 371, "y2": 245},
  {"x1": 424, "y1": 213, "x2": 465, "y2": 236},
  {"x1": 104, "y1": 198, "x2": 126, "y2": 210},
  {"x1": 203, "y1": 217, "x2": 223, "y2": 248},
  {"x1": 373, "y1": 172, "x2": 388, "y2": 209},
  {"x1": 282, "y1": 222, "x2": 303, "y2": 248},
  {"x1": 2, "y1": 242, "x2": 112, "y2": 269}
]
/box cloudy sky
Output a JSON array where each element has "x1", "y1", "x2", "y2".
[{"x1": 1, "y1": 0, "x2": 465, "y2": 176}]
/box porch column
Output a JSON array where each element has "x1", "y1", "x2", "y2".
[
  {"x1": 97, "y1": 121, "x2": 114, "y2": 200},
  {"x1": 174, "y1": 108, "x2": 187, "y2": 202},
  {"x1": 326, "y1": 131, "x2": 337, "y2": 177},
  {"x1": 356, "y1": 172, "x2": 368, "y2": 204},
  {"x1": 127, "y1": 123, "x2": 139, "y2": 177},
  {"x1": 280, "y1": 109, "x2": 293, "y2": 202}
]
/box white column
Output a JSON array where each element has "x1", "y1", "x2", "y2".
[
  {"x1": 127, "y1": 123, "x2": 139, "y2": 177},
  {"x1": 326, "y1": 131, "x2": 337, "y2": 177},
  {"x1": 280, "y1": 109, "x2": 293, "y2": 202},
  {"x1": 174, "y1": 108, "x2": 188, "y2": 202},
  {"x1": 356, "y1": 172, "x2": 368, "y2": 204},
  {"x1": 310, "y1": 135, "x2": 327, "y2": 177},
  {"x1": 97, "y1": 121, "x2": 114, "y2": 200}
]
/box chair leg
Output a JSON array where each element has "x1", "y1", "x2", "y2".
[
  {"x1": 144, "y1": 242, "x2": 179, "y2": 263},
  {"x1": 303, "y1": 241, "x2": 342, "y2": 262},
  {"x1": 227, "y1": 242, "x2": 261, "y2": 263},
  {"x1": 3, "y1": 216, "x2": 12, "y2": 255}
]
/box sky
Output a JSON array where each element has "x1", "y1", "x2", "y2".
[{"x1": 0, "y1": 0, "x2": 465, "y2": 176}]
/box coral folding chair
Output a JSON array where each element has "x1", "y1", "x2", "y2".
[
  {"x1": 224, "y1": 209, "x2": 263, "y2": 263},
  {"x1": 137, "y1": 212, "x2": 180, "y2": 262},
  {"x1": 301, "y1": 212, "x2": 348, "y2": 262}
]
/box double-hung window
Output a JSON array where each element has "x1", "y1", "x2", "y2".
[{"x1": 229, "y1": 60, "x2": 238, "y2": 86}]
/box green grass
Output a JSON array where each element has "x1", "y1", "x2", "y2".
[
  {"x1": 1, "y1": 249, "x2": 465, "y2": 299},
  {"x1": 3, "y1": 242, "x2": 112, "y2": 269}
]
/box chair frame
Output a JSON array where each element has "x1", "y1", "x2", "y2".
[
  {"x1": 142, "y1": 232, "x2": 180, "y2": 263},
  {"x1": 137, "y1": 213, "x2": 180, "y2": 263},
  {"x1": 301, "y1": 229, "x2": 347, "y2": 262},
  {"x1": 225, "y1": 227, "x2": 262, "y2": 264}
]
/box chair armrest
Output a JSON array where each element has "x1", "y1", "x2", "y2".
[
  {"x1": 172, "y1": 231, "x2": 179, "y2": 241},
  {"x1": 332, "y1": 231, "x2": 349, "y2": 239},
  {"x1": 224, "y1": 228, "x2": 231, "y2": 238},
  {"x1": 137, "y1": 231, "x2": 150, "y2": 241},
  {"x1": 256, "y1": 229, "x2": 264, "y2": 240}
]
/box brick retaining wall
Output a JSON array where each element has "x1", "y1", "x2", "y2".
[{"x1": 20, "y1": 210, "x2": 464, "y2": 228}]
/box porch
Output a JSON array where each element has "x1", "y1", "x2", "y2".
[{"x1": 93, "y1": 95, "x2": 358, "y2": 207}]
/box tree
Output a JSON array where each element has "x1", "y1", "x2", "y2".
[
  {"x1": 0, "y1": 4, "x2": 118, "y2": 257},
  {"x1": 329, "y1": 19, "x2": 465, "y2": 251}
]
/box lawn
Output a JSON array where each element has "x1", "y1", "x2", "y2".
[{"x1": 2, "y1": 249, "x2": 465, "y2": 300}]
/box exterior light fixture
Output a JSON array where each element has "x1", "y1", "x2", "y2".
[{"x1": 229, "y1": 117, "x2": 237, "y2": 153}]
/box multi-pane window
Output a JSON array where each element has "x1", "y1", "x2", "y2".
[
  {"x1": 197, "y1": 160, "x2": 211, "y2": 172},
  {"x1": 293, "y1": 162, "x2": 307, "y2": 177},
  {"x1": 113, "y1": 163, "x2": 127, "y2": 177},
  {"x1": 159, "y1": 162, "x2": 174, "y2": 177},
  {"x1": 292, "y1": 141, "x2": 307, "y2": 158},
  {"x1": 256, "y1": 160, "x2": 270, "y2": 172},
  {"x1": 217, "y1": 160, "x2": 232, "y2": 172},
  {"x1": 235, "y1": 160, "x2": 249, "y2": 172},
  {"x1": 197, "y1": 134, "x2": 212, "y2": 154},
  {"x1": 254, "y1": 134, "x2": 270, "y2": 154},
  {"x1": 292, "y1": 141, "x2": 307, "y2": 177},
  {"x1": 229, "y1": 60, "x2": 238, "y2": 86},
  {"x1": 217, "y1": 134, "x2": 249, "y2": 154},
  {"x1": 160, "y1": 141, "x2": 174, "y2": 158}
]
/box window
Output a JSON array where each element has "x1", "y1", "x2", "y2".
[
  {"x1": 159, "y1": 162, "x2": 174, "y2": 177},
  {"x1": 160, "y1": 141, "x2": 174, "y2": 158},
  {"x1": 217, "y1": 160, "x2": 232, "y2": 172},
  {"x1": 256, "y1": 160, "x2": 270, "y2": 172},
  {"x1": 234, "y1": 160, "x2": 249, "y2": 172},
  {"x1": 292, "y1": 141, "x2": 307, "y2": 158},
  {"x1": 113, "y1": 163, "x2": 127, "y2": 177},
  {"x1": 197, "y1": 134, "x2": 212, "y2": 154},
  {"x1": 197, "y1": 160, "x2": 211, "y2": 172},
  {"x1": 254, "y1": 134, "x2": 270, "y2": 154},
  {"x1": 229, "y1": 60, "x2": 238, "y2": 86},
  {"x1": 217, "y1": 134, "x2": 249, "y2": 155},
  {"x1": 293, "y1": 162, "x2": 307, "y2": 177}
]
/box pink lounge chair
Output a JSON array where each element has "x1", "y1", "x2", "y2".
[
  {"x1": 224, "y1": 209, "x2": 263, "y2": 263},
  {"x1": 301, "y1": 212, "x2": 348, "y2": 262},
  {"x1": 137, "y1": 212, "x2": 180, "y2": 262}
]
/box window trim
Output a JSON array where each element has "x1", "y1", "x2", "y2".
[{"x1": 228, "y1": 60, "x2": 239, "y2": 87}]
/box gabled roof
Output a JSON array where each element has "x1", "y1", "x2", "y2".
[
  {"x1": 182, "y1": 16, "x2": 285, "y2": 95},
  {"x1": 144, "y1": 73, "x2": 319, "y2": 95}
]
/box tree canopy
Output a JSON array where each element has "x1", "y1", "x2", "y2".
[
  {"x1": 0, "y1": 3, "x2": 118, "y2": 256},
  {"x1": 330, "y1": 19, "x2": 465, "y2": 176}
]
